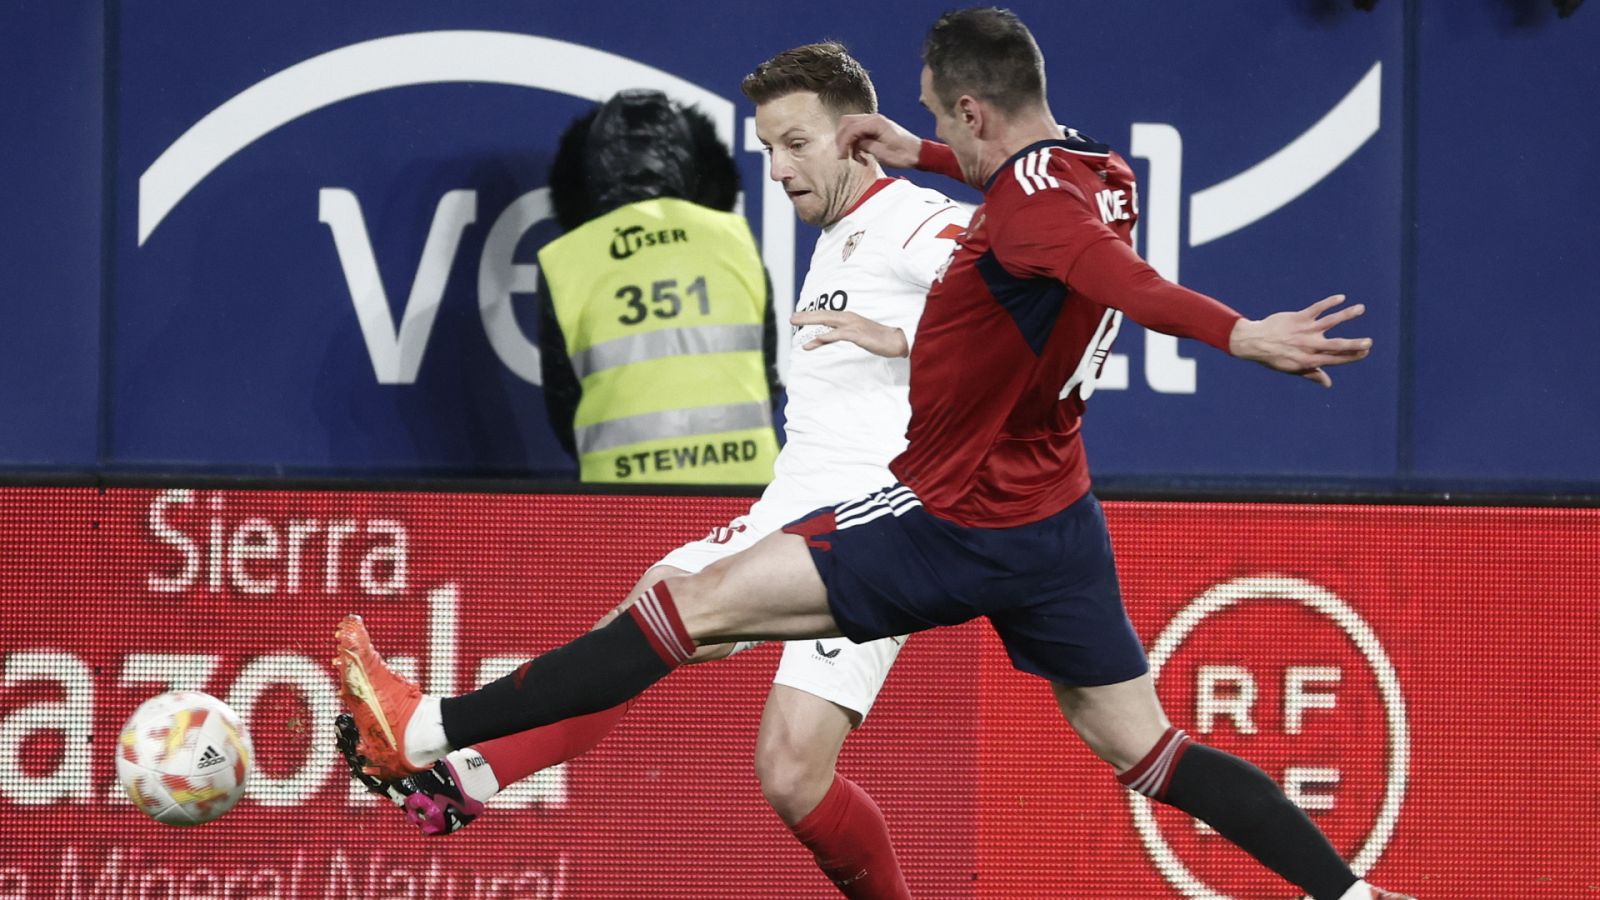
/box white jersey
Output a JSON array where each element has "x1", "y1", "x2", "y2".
[
  {"x1": 744, "y1": 178, "x2": 966, "y2": 534},
  {"x1": 653, "y1": 179, "x2": 963, "y2": 721}
]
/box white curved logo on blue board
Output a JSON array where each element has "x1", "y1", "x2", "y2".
[
  {"x1": 1189, "y1": 62, "x2": 1383, "y2": 246},
  {"x1": 1121, "y1": 61, "x2": 1383, "y2": 395},
  {"x1": 137, "y1": 31, "x2": 736, "y2": 245}
]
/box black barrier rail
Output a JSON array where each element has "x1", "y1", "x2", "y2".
[{"x1": 0, "y1": 469, "x2": 1596, "y2": 508}]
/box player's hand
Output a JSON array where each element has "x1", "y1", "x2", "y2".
[
  {"x1": 791, "y1": 310, "x2": 909, "y2": 358},
  {"x1": 835, "y1": 113, "x2": 923, "y2": 168},
  {"x1": 1227, "y1": 294, "x2": 1372, "y2": 388}
]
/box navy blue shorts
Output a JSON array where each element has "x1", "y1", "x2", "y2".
[{"x1": 783, "y1": 484, "x2": 1148, "y2": 687}]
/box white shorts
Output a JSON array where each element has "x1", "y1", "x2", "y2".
[{"x1": 655, "y1": 517, "x2": 906, "y2": 721}]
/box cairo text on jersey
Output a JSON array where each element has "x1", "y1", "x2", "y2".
[
  {"x1": 613, "y1": 439, "x2": 762, "y2": 478},
  {"x1": 792, "y1": 289, "x2": 849, "y2": 334}
]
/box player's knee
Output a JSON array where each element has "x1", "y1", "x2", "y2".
[
  {"x1": 754, "y1": 742, "x2": 832, "y2": 814},
  {"x1": 679, "y1": 558, "x2": 729, "y2": 601},
  {"x1": 664, "y1": 567, "x2": 735, "y2": 638},
  {"x1": 594, "y1": 565, "x2": 683, "y2": 632},
  {"x1": 1054, "y1": 679, "x2": 1171, "y2": 773}
]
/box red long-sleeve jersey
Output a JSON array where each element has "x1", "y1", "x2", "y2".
[{"x1": 889, "y1": 136, "x2": 1242, "y2": 527}]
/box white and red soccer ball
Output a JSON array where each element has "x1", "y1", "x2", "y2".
[{"x1": 116, "y1": 691, "x2": 253, "y2": 826}]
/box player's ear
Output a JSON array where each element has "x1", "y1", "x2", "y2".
[{"x1": 958, "y1": 96, "x2": 983, "y2": 136}]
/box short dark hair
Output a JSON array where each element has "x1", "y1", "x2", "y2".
[
  {"x1": 741, "y1": 41, "x2": 878, "y2": 117},
  {"x1": 922, "y1": 7, "x2": 1045, "y2": 114}
]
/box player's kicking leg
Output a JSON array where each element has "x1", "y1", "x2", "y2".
[
  {"x1": 333, "y1": 526, "x2": 835, "y2": 779},
  {"x1": 337, "y1": 561, "x2": 735, "y2": 830},
  {"x1": 338, "y1": 527, "x2": 913, "y2": 900},
  {"x1": 1056, "y1": 674, "x2": 1415, "y2": 900},
  {"x1": 755, "y1": 636, "x2": 910, "y2": 900}
]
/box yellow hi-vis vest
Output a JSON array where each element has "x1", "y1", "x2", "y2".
[{"x1": 538, "y1": 197, "x2": 779, "y2": 484}]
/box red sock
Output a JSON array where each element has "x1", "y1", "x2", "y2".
[
  {"x1": 1117, "y1": 725, "x2": 1193, "y2": 801},
  {"x1": 627, "y1": 582, "x2": 697, "y2": 666},
  {"x1": 473, "y1": 702, "x2": 630, "y2": 788},
  {"x1": 787, "y1": 774, "x2": 911, "y2": 900}
]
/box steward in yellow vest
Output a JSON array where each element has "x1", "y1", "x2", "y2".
[{"x1": 538, "y1": 90, "x2": 779, "y2": 484}]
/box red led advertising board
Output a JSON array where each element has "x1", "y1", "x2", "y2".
[{"x1": 0, "y1": 488, "x2": 1594, "y2": 897}]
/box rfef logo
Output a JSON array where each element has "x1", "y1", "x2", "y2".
[{"x1": 1131, "y1": 575, "x2": 1409, "y2": 898}]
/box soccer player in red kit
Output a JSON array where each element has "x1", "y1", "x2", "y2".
[
  {"x1": 339, "y1": 44, "x2": 965, "y2": 900},
  {"x1": 334, "y1": 9, "x2": 1412, "y2": 899}
]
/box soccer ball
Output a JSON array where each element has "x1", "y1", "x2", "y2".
[{"x1": 116, "y1": 690, "x2": 253, "y2": 826}]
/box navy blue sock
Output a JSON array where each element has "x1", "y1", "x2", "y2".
[
  {"x1": 1122, "y1": 728, "x2": 1357, "y2": 900},
  {"x1": 440, "y1": 610, "x2": 671, "y2": 750}
]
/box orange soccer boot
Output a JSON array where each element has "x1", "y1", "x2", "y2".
[{"x1": 332, "y1": 614, "x2": 428, "y2": 779}]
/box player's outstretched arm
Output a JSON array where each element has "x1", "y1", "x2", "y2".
[
  {"x1": 791, "y1": 310, "x2": 909, "y2": 358},
  {"x1": 1228, "y1": 295, "x2": 1373, "y2": 388},
  {"x1": 835, "y1": 113, "x2": 923, "y2": 168}
]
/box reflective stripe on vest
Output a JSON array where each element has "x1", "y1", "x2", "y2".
[
  {"x1": 538, "y1": 197, "x2": 777, "y2": 484},
  {"x1": 575, "y1": 401, "x2": 774, "y2": 456},
  {"x1": 571, "y1": 323, "x2": 764, "y2": 380}
]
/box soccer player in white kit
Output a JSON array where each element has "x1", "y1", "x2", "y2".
[{"x1": 337, "y1": 43, "x2": 963, "y2": 900}]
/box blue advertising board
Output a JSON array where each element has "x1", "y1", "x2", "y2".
[
  {"x1": 1, "y1": 1, "x2": 1595, "y2": 487},
  {"x1": 0, "y1": 1, "x2": 103, "y2": 468},
  {"x1": 1410, "y1": 2, "x2": 1600, "y2": 484}
]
